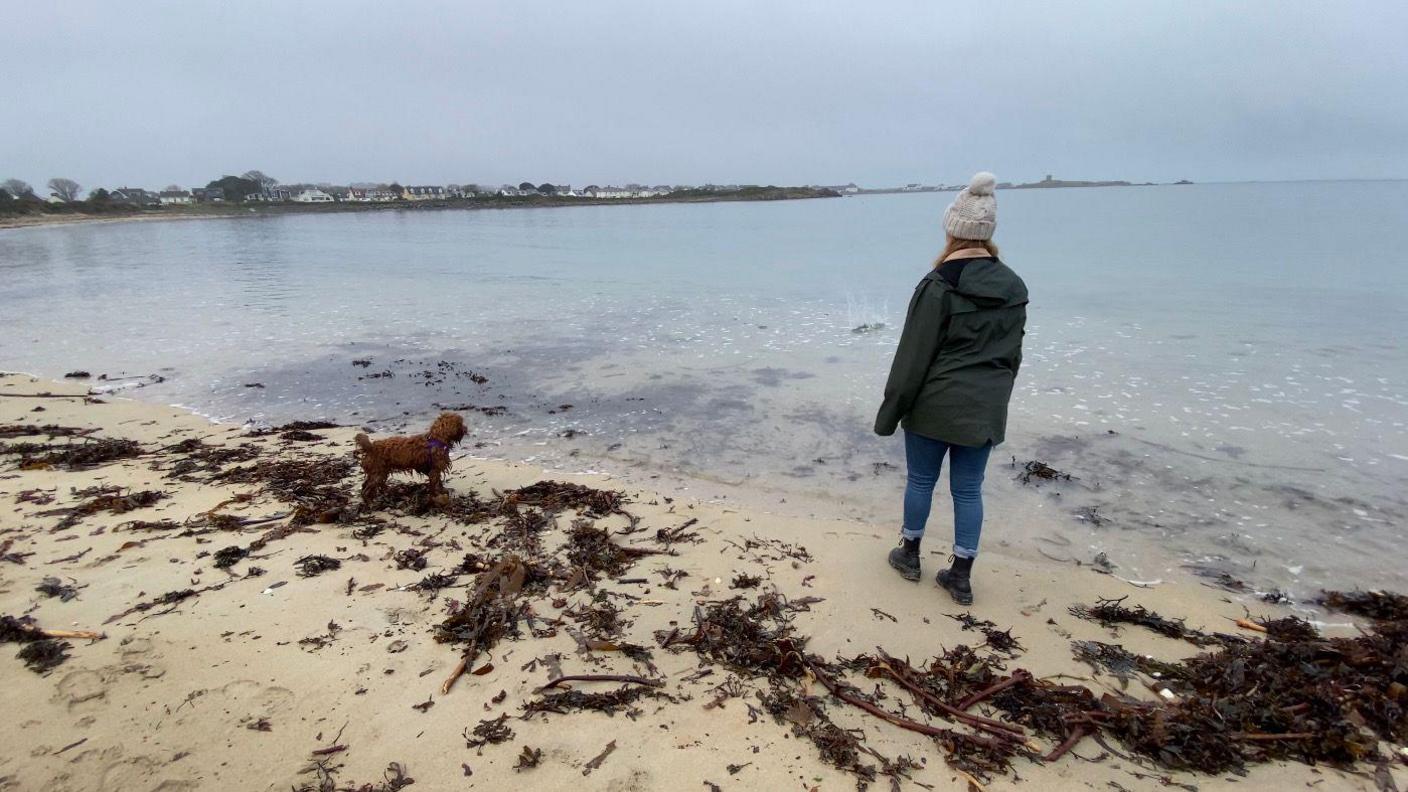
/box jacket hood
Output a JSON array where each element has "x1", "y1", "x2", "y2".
[{"x1": 933, "y1": 258, "x2": 1028, "y2": 308}]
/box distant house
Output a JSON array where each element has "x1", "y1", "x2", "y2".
[
  {"x1": 244, "y1": 188, "x2": 291, "y2": 202},
  {"x1": 46, "y1": 194, "x2": 68, "y2": 204},
  {"x1": 497, "y1": 185, "x2": 526, "y2": 197},
  {"x1": 292, "y1": 188, "x2": 334, "y2": 203},
  {"x1": 346, "y1": 187, "x2": 398, "y2": 202},
  {"x1": 402, "y1": 185, "x2": 447, "y2": 200},
  {"x1": 323, "y1": 187, "x2": 353, "y2": 202},
  {"x1": 110, "y1": 188, "x2": 161, "y2": 206},
  {"x1": 585, "y1": 186, "x2": 632, "y2": 199},
  {"x1": 159, "y1": 190, "x2": 193, "y2": 205},
  {"x1": 190, "y1": 187, "x2": 225, "y2": 203}
]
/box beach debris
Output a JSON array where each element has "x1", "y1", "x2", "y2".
[
  {"x1": 851, "y1": 322, "x2": 887, "y2": 334},
  {"x1": 212, "y1": 545, "x2": 250, "y2": 569},
  {"x1": 565, "y1": 521, "x2": 662, "y2": 581},
  {"x1": 49, "y1": 487, "x2": 166, "y2": 530},
  {"x1": 464, "y1": 715, "x2": 514, "y2": 751},
  {"x1": 1068, "y1": 596, "x2": 1224, "y2": 647},
  {"x1": 582, "y1": 740, "x2": 617, "y2": 775},
  {"x1": 730, "y1": 572, "x2": 761, "y2": 589},
  {"x1": 1317, "y1": 589, "x2": 1408, "y2": 622},
  {"x1": 0, "y1": 424, "x2": 92, "y2": 439},
  {"x1": 63, "y1": 371, "x2": 91, "y2": 379},
  {"x1": 36, "y1": 576, "x2": 81, "y2": 601},
  {"x1": 17, "y1": 639, "x2": 71, "y2": 673},
  {"x1": 946, "y1": 613, "x2": 1024, "y2": 657},
  {"x1": 279, "y1": 420, "x2": 340, "y2": 431},
  {"x1": 104, "y1": 589, "x2": 197, "y2": 623},
  {"x1": 502, "y1": 480, "x2": 627, "y2": 518},
  {"x1": 514, "y1": 746, "x2": 543, "y2": 771},
  {"x1": 436, "y1": 555, "x2": 549, "y2": 694},
  {"x1": 1012, "y1": 458, "x2": 1072, "y2": 485},
  {"x1": 394, "y1": 547, "x2": 428, "y2": 570},
  {"x1": 525, "y1": 684, "x2": 665, "y2": 718},
  {"x1": 295, "y1": 555, "x2": 342, "y2": 577},
  {"x1": 2, "y1": 436, "x2": 143, "y2": 470}
]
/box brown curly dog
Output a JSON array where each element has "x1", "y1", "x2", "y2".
[{"x1": 355, "y1": 412, "x2": 468, "y2": 503}]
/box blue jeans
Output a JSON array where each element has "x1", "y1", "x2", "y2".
[{"x1": 901, "y1": 431, "x2": 992, "y2": 559}]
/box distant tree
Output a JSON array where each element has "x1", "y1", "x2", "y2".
[
  {"x1": 89, "y1": 188, "x2": 111, "y2": 203},
  {"x1": 0, "y1": 189, "x2": 15, "y2": 211},
  {"x1": 3, "y1": 178, "x2": 34, "y2": 198},
  {"x1": 537, "y1": 183, "x2": 557, "y2": 195},
  {"x1": 583, "y1": 185, "x2": 599, "y2": 192},
  {"x1": 164, "y1": 184, "x2": 182, "y2": 192},
  {"x1": 518, "y1": 182, "x2": 534, "y2": 192},
  {"x1": 242, "y1": 170, "x2": 278, "y2": 192},
  {"x1": 387, "y1": 182, "x2": 404, "y2": 197},
  {"x1": 47, "y1": 178, "x2": 82, "y2": 201},
  {"x1": 205, "y1": 175, "x2": 261, "y2": 202},
  {"x1": 463, "y1": 183, "x2": 481, "y2": 195}
]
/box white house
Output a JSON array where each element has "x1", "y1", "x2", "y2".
[
  {"x1": 159, "y1": 190, "x2": 193, "y2": 205},
  {"x1": 292, "y1": 188, "x2": 334, "y2": 203},
  {"x1": 586, "y1": 186, "x2": 632, "y2": 199},
  {"x1": 403, "y1": 186, "x2": 447, "y2": 200},
  {"x1": 347, "y1": 187, "x2": 398, "y2": 202}
]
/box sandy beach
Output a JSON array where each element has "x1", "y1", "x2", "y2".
[{"x1": 1, "y1": 372, "x2": 1403, "y2": 792}]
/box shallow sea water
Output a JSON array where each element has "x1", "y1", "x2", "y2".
[{"x1": 3, "y1": 182, "x2": 1406, "y2": 594}]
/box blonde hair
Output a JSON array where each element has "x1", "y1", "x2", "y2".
[{"x1": 934, "y1": 236, "x2": 998, "y2": 268}]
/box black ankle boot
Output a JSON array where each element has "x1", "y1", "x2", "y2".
[
  {"x1": 936, "y1": 554, "x2": 975, "y2": 605},
  {"x1": 887, "y1": 537, "x2": 921, "y2": 581}
]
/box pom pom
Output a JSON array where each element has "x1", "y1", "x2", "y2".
[{"x1": 967, "y1": 171, "x2": 996, "y2": 196}]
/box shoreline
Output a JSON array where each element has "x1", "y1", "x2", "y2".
[
  {"x1": 2, "y1": 372, "x2": 1401, "y2": 791},
  {"x1": 0, "y1": 188, "x2": 839, "y2": 231}
]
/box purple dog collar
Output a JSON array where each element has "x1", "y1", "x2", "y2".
[{"x1": 428, "y1": 439, "x2": 448, "y2": 452}]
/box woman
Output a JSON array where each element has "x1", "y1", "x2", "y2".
[{"x1": 874, "y1": 172, "x2": 1027, "y2": 605}]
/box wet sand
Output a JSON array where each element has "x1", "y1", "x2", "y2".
[{"x1": 0, "y1": 373, "x2": 1400, "y2": 791}]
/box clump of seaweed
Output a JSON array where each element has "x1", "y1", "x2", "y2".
[
  {"x1": 1069, "y1": 596, "x2": 1222, "y2": 646},
  {"x1": 659, "y1": 596, "x2": 808, "y2": 678},
  {"x1": 3, "y1": 437, "x2": 143, "y2": 470},
  {"x1": 947, "y1": 612, "x2": 1025, "y2": 657},
  {"x1": 295, "y1": 555, "x2": 342, "y2": 577},
  {"x1": 160, "y1": 439, "x2": 260, "y2": 480},
  {"x1": 503, "y1": 480, "x2": 626, "y2": 517},
  {"x1": 523, "y1": 684, "x2": 664, "y2": 717},
  {"x1": 0, "y1": 424, "x2": 92, "y2": 439},
  {"x1": 52, "y1": 488, "x2": 167, "y2": 530},
  {"x1": 216, "y1": 456, "x2": 357, "y2": 526},
  {"x1": 17, "y1": 639, "x2": 71, "y2": 673},
  {"x1": 36, "y1": 577, "x2": 80, "y2": 601},
  {"x1": 1317, "y1": 589, "x2": 1408, "y2": 622},
  {"x1": 212, "y1": 545, "x2": 250, "y2": 569},
  {"x1": 464, "y1": 714, "x2": 514, "y2": 750},
  {"x1": 436, "y1": 556, "x2": 552, "y2": 694},
  {"x1": 1013, "y1": 458, "x2": 1072, "y2": 485},
  {"x1": 564, "y1": 522, "x2": 661, "y2": 581}
]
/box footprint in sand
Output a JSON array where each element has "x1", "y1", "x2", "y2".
[
  {"x1": 208, "y1": 679, "x2": 296, "y2": 718},
  {"x1": 55, "y1": 669, "x2": 107, "y2": 710},
  {"x1": 98, "y1": 755, "x2": 196, "y2": 792}
]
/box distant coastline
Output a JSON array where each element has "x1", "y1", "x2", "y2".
[
  {"x1": 0, "y1": 185, "x2": 839, "y2": 231},
  {"x1": 857, "y1": 175, "x2": 1194, "y2": 195}
]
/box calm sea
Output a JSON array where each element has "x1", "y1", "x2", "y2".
[{"x1": 3, "y1": 182, "x2": 1406, "y2": 594}]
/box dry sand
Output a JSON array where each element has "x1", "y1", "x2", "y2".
[{"x1": 0, "y1": 373, "x2": 1400, "y2": 791}]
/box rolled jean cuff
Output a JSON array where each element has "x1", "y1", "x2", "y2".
[
  {"x1": 952, "y1": 545, "x2": 977, "y2": 560},
  {"x1": 901, "y1": 527, "x2": 925, "y2": 541}
]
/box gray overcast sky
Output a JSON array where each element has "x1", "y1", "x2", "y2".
[{"x1": 4, "y1": 1, "x2": 1406, "y2": 190}]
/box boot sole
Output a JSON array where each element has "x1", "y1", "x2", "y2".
[
  {"x1": 888, "y1": 555, "x2": 921, "y2": 582},
  {"x1": 936, "y1": 572, "x2": 974, "y2": 606}
]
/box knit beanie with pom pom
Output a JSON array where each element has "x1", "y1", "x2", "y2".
[{"x1": 943, "y1": 172, "x2": 997, "y2": 240}]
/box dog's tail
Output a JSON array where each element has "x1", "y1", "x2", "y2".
[{"x1": 354, "y1": 433, "x2": 373, "y2": 452}]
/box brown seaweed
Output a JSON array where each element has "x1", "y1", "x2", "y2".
[
  {"x1": 17, "y1": 639, "x2": 71, "y2": 673},
  {"x1": 295, "y1": 555, "x2": 342, "y2": 577}
]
